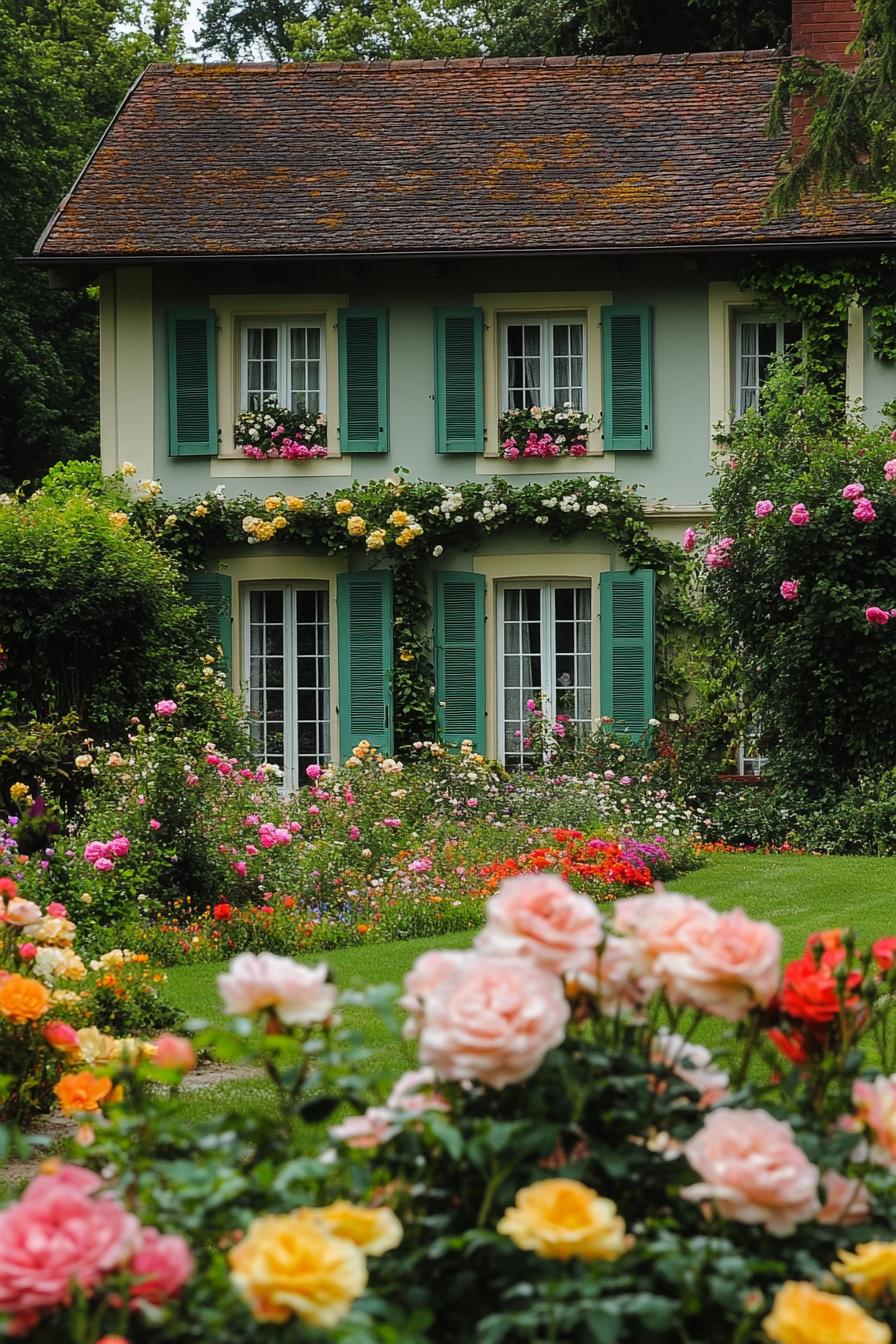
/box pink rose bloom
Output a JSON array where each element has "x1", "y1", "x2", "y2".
[
  {"x1": 789, "y1": 503, "x2": 810, "y2": 526},
  {"x1": 842, "y1": 482, "x2": 865, "y2": 500},
  {"x1": 152, "y1": 1034, "x2": 197, "y2": 1072},
  {"x1": 779, "y1": 580, "x2": 800, "y2": 601},
  {"x1": 853, "y1": 1074, "x2": 896, "y2": 1171},
  {"x1": 650, "y1": 1029, "x2": 729, "y2": 1107},
  {"x1": 128, "y1": 1227, "x2": 194, "y2": 1305},
  {"x1": 83, "y1": 840, "x2": 110, "y2": 864},
  {"x1": 704, "y1": 538, "x2": 735, "y2": 570},
  {"x1": 474, "y1": 874, "x2": 603, "y2": 975},
  {"x1": 654, "y1": 906, "x2": 781, "y2": 1021},
  {"x1": 3, "y1": 897, "x2": 43, "y2": 926},
  {"x1": 853, "y1": 497, "x2": 877, "y2": 522},
  {"x1": 17, "y1": 944, "x2": 36, "y2": 961},
  {"x1": 817, "y1": 1171, "x2": 872, "y2": 1226},
  {"x1": 681, "y1": 1107, "x2": 820, "y2": 1235},
  {"x1": 217, "y1": 952, "x2": 337, "y2": 1025},
  {"x1": 754, "y1": 500, "x2": 774, "y2": 518},
  {"x1": 885, "y1": 458, "x2": 896, "y2": 481},
  {"x1": 94, "y1": 857, "x2": 114, "y2": 872},
  {"x1": 231, "y1": 860, "x2": 248, "y2": 877},
  {"x1": 330, "y1": 1106, "x2": 397, "y2": 1149},
  {"x1": 154, "y1": 700, "x2": 177, "y2": 717},
  {"x1": 348, "y1": 825, "x2": 361, "y2": 841},
  {"x1": 46, "y1": 902, "x2": 66, "y2": 918},
  {"x1": 149, "y1": 819, "x2": 161, "y2": 831},
  {"x1": 306, "y1": 764, "x2": 323, "y2": 780},
  {"x1": 400, "y1": 949, "x2": 468, "y2": 1033},
  {"x1": 866, "y1": 606, "x2": 890, "y2": 625},
  {"x1": 418, "y1": 953, "x2": 569, "y2": 1089},
  {"x1": 387, "y1": 1067, "x2": 451, "y2": 1116},
  {"x1": 0, "y1": 1167, "x2": 139, "y2": 1319},
  {"x1": 613, "y1": 892, "x2": 716, "y2": 988},
  {"x1": 108, "y1": 836, "x2": 130, "y2": 858},
  {"x1": 682, "y1": 527, "x2": 697, "y2": 552}
]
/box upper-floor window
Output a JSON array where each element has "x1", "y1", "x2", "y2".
[
  {"x1": 500, "y1": 316, "x2": 586, "y2": 411},
  {"x1": 240, "y1": 320, "x2": 325, "y2": 414},
  {"x1": 735, "y1": 316, "x2": 802, "y2": 417}
]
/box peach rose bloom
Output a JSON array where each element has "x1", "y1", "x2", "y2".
[
  {"x1": 682, "y1": 1107, "x2": 820, "y2": 1235},
  {"x1": 399, "y1": 949, "x2": 468, "y2": 1035},
  {"x1": 0, "y1": 974, "x2": 49, "y2": 1023},
  {"x1": 832, "y1": 1242, "x2": 896, "y2": 1300},
  {"x1": 418, "y1": 953, "x2": 569, "y2": 1090},
  {"x1": 0, "y1": 1165, "x2": 139, "y2": 1320},
  {"x1": 3, "y1": 898, "x2": 42, "y2": 927},
  {"x1": 818, "y1": 1171, "x2": 873, "y2": 1226},
  {"x1": 386, "y1": 1067, "x2": 450, "y2": 1116},
  {"x1": 497, "y1": 1179, "x2": 631, "y2": 1261},
  {"x1": 228, "y1": 1212, "x2": 367, "y2": 1327},
  {"x1": 579, "y1": 934, "x2": 651, "y2": 1016},
  {"x1": 152, "y1": 1034, "x2": 197, "y2": 1072},
  {"x1": 128, "y1": 1226, "x2": 195, "y2": 1304},
  {"x1": 474, "y1": 874, "x2": 603, "y2": 975},
  {"x1": 329, "y1": 1107, "x2": 397, "y2": 1150},
  {"x1": 302, "y1": 1203, "x2": 403, "y2": 1256},
  {"x1": 654, "y1": 906, "x2": 781, "y2": 1020},
  {"x1": 217, "y1": 953, "x2": 336, "y2": 1025},
  {"x1": 763, "y1": 1280, "x2": 891, "y2": 1344},
  {"x1": 650, "y1": 1029, "x2": 729, "y2": 1108},
  {"x1": 853, "y1": 1075, "x2": 896, "y2": 1172},
  {"x1": 54, "y1": 1071, "x2": 118, "y2": 1115},
  {"x1": 612, "y1": 892, "x2": 716, "y2": 987}
]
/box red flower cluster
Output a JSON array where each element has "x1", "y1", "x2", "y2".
[
  {"x1": 769, "y1": 929, "x2": 868, "y2": 1064},
  {"x1": 477, "y1": 831, "x2": 652, "y2": 902}
]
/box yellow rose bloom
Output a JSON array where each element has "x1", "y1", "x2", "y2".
[
  {"x1": 228, "y1": 1212, "x2": 367, "y2": 1327},
  {"x1": 335, "y1": 499, "x2": 353, "y2": 515},
  {"x1": 285, "y1": 496, "x2": 305, "y2": 511},
  {"x1": 255, "y1": 521, "x2": 276, "y2": 542},
  {"x1": 399, "y1": 650, "x2": 415, "y2": 663},
  {"x1": 833, "y1": 1244, "x2": 896, "y2": 1300},
  {"x1": 273, "y1": 516, "x2": 288, "y2": 530},
  {"x1": 366, "y1": 529, "x2": 386, "y2": 551},
  {"x1": 263, "y1": 495, "x2": 282, "y2": 513},
  {"x1": 192, "y1": 503, "x2": 209, "y2": 518},
  {"x1": 164, "y1": 514, "x2": 178, "y2": 527},
  {"x1": 763, "y1": 1282, "x2": 891, "y2": 1344},
  {"x1": 73, "y1": 1026, "x2": 120, "y2": 1065},
  {"x1": 120, "y1": 461, "x2": 136, "y2": 476},
  {"x1": 302, "y1": 1203, "x2": 403, "y2": 1257},
  {"x1": 395, "y1": 528, "x2": 414, "y2": 547},
  {"x1": 346, "y1": 515, "x2": 366, "y2": 537},
  {"x1": 108, "y1": 511, "x2": 128, "y2": 528},
  {"x1": 388, "y1": 509, "x2": 409, "y2": 526},
  {"x1": 497, "y1": 1180, "x2": 632, "y2": 1262},
  {"x1": 10, "y1": 782, "x2": 30, "y2": 802}
]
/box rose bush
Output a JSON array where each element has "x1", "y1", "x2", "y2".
[{"x1": 7, "y1": 874, "x2": 896, "y2": 1341}]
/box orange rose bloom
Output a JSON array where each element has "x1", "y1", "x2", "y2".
[
  {"x1": 0, "y1": 974, "x2": 50, "y2": 1023},
  {"x1": 54, "y1": 1071, "x2": 119, "y2": 1115}
]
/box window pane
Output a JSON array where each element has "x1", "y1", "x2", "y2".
[
  {"x1": 501, "y1": 587, "x2": 542, "y2": 769},
  {"x1": 246, "y1": 589, "x2": 286, "y2": 769},
  {"x1": 295, "y1": 588, "x2": 330, "y2": 775},
  {"x1": 552, "y1": 587, "x2": 591, "y2": 747},
  {"x1": 245, "y1": 326, "x2": 279, "y2": 411},
  {"x1": 551, "y1": 322, "x2": 585, "y2": 409},
  {"x1": 505, "y1": 323, "x2": 542, "y2": 410},
  {"x1": 289, "y1": 325, "x2": 322, "y2": 415}
]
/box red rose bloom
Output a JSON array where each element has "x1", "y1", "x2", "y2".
[
  {"x1": 873, "y1": 936, "x2": 896, "y2": 972},
  {"x1": 768, "y1": 1026, "x2": 809, "y2": 1064},
  {"x1": 212, "y1": 903, "x2": 233, "y2": 921},
  {"x1": 779, "y1": 944, "x2": 862, "y2": 1024}
]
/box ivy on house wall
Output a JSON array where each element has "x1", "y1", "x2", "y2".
[
  {"x1": 116, "y1": 471, "x2": 694, "y2": 747},
  {"x1": 738, "y1": 253, "x2": 896, "y2": 395}
]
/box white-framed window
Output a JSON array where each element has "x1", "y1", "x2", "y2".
[
  {"x1": 737, "y1": 715, "x2": 768, "y2": 778},
  {"x1": 244, "y1": 584, "x2": 331, "y2": 791},
  {"x1": 240, "y1": 320, "x2": 325, "y2": 413},
  {"x1": 500, "y1": 316, "x2": 586, "y2": 411},
  {"x1": 498, "y1": 582, "x2": 592, "y2": 768},
  {"x1": 734, "y1": 315, "x2": 802, "y2": 417}
]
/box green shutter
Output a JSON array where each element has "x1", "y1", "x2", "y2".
[
  {"x1": 601, "y1": 305, "x2": 652, "y2": 452},
  {"x1": 434, "y1": 307, "x2": 484, "y2": 453},
  {"x1": 433, "y1": 572, "x2": 485, "y2": 750},
  {"x1": 599, "y1": 569, "x2": 655, "y2": 736},
  {"x1": 167, "y1": 309, "x2": 218, "y2": 456},
  {"x1": 338, "y1": 308, "x2": 389, "y2": 453},
  {"x1": 337, "y1": 570, "x2": 393, "y2": 756},
  {"x1": 183, "y1": 571, "x2": 232, "y2": 676}
]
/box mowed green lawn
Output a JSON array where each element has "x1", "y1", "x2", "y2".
[{"x1": 163, "y1": 854, "x2": 896, "y2": 1117}]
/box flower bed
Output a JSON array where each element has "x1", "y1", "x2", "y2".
[
  {"x1": 235, "y1": 397, "x2": 327, "y2": 460},
  {"x1": 498, "y1": 405, "x2": 593, "y2": 460},
  {"x1": 8, "y1": 875, "x2": 896, "y2": 1342}
]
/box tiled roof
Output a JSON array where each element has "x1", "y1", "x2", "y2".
[{"x1": 33, "y1": 55, "x2": 896, "y2": 259}]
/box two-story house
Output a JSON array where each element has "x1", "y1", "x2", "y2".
[{"x1": 30, "y1": 0, "x2": 896, "y2": 788}]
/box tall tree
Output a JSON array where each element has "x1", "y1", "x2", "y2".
[
  {"x1": 0, "y1": 0, "x2": 187, "y2": 486},
  {"x1": 768, "y1": 0, "x2": 896, "y2": 214}
]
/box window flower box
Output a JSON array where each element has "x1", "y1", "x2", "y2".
[
  {"x1": 236, "y1": 398, "x2": 328, "y2": 461},
  {"x1": 499, "y1": 404, "x2": 594, "y2": 460}
]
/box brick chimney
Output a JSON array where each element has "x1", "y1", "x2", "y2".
[{"x1": 791, "y1": 0, "x2": 861, "y2": 66}]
